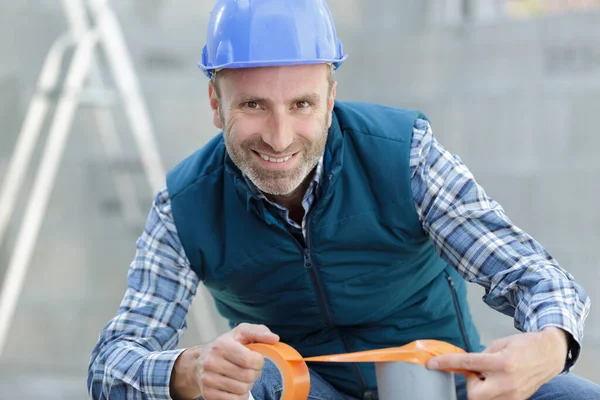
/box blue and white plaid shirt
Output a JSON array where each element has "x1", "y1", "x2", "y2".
[{"x1": 87, "y1": 119, "x2": 591, "y2": 399}]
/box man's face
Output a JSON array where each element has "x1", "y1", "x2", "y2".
[{"x1": 209, "y1": 64, "x2": 336, "y2": 196}]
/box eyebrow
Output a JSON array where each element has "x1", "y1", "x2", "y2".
[
  {"x1": 234, "y1": 92, "x2": 322, "y2": 105},
  {"x1": 291, "y1": 93, "x2": 322, "y2": 104}
]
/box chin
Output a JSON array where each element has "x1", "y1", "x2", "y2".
[
  {"x1": 256, "y1": 180, "x2": 301, "y2": 197},
  {"x1": 259, "y1": 185, "x2": 296, "y2": 197}
]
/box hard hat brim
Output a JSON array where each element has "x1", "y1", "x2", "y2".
[{"x1": 198, "y1": 55, "x2": 348, "y2": 79}]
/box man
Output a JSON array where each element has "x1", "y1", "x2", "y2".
[{"x1": 87, "y1": 0, "x2": 598, "y2": 399}]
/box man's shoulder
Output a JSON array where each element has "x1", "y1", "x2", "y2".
[
  {"x1": 166, "y1": 133, "x2": 226, "y2": 199},
  {"x1": 333, "y1": 101, "x2": 428, "y2": 142}
]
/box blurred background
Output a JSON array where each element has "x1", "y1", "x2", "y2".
[{"x1": 0, "y1": 0, "x2": 599, "y2": 398}]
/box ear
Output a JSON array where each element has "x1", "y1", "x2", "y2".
[
  {"x1": 208, "y1": 81, "x2": 223, "y2": 129},
  {"x1": 327, "y1": 81, "x2": 337, "y2": 128}
]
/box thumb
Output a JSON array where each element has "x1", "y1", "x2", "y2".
[
  {"x1": 231, "y1": 323, "x2": 280, "y2": 345},
  {"x1": 427, "y1": 352, "x2": 504, "y2": 373}
]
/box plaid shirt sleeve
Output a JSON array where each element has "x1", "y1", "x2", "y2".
[
  {"x1": 87, "y1": 187, "x2": 199, "y2": 399},
  {"x1": 410, "y1": 118, "x2": 591, "y2": 368}
]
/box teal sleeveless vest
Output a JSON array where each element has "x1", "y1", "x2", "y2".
[{"x1": 167, "y1": 101, "x2": 481, "y2": 398}]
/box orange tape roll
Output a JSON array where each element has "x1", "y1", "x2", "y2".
[
  {"x1": 247, "y1": 340, "x2": 472, "y2": 400},
  {"x1": 246, "y1": 342, "x2": 311, "y2": 399}
]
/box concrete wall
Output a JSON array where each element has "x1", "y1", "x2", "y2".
[{"x1": 0, "y1": 1, "x2": 598, "y2": 398}]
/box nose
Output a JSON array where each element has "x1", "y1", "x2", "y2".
[{"x1": 261, "y1": 109, "x2": 293, "y2": 153}]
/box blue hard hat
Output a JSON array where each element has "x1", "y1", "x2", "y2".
[{"x1": 198, "y1": 0, "x2": 348, "y2": 78}]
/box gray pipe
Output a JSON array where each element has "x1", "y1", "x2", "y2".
[{"x1": 375, "y1": 362, "x2": 457, "y2": 400}]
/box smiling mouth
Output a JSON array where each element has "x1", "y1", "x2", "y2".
[{"x1": 254, "y1": 151, "x2": 296, "y2": 163}]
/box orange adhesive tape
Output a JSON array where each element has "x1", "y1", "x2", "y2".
[
  {"x1": 247, "y1": 340, "x2": 473, "y2": 400},
  {"x1": 246, "y1": 342, "x2": 311, "y2": 399}
]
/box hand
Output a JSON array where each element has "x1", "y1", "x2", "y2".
[
  {"x1": 170, "y1": 323, "x2": 279, "y2": 400},
  {"x1": 427, "y1": 327, "x2": 569, "y2": 400}
]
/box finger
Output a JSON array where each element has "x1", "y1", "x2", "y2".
[
  {"x1": 223, "y1": 340, "x2": 266, "y2": 370},
  {"x1": 467, "y1": 375, "x2": 507, "y2": 400},
  {"x1": 201, "y1": 385, "x2": 251, "y2": 400},
  {"x1": 201, "y1": 371, "x2": 255, "y2": 396},
  {"x1": 464, "y1": 374, "x2": 493, "y2": 400},
  {"x1": 427, "y1": 352, "x2": 505, "y2": 373},
  {"x1": 204, "y1": 354, "x2": 263, "y2": 383},
  {"x1": 210, "y1": 335, "x2": 265, "y2": 370},
  {"x1": 232, "y1": 323, "x2": 280, "y2": 345}
]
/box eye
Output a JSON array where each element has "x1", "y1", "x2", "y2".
[
  {"x1": 295, "y1": 101, "x2": 310, "y2": 109},
  {"x1": 244, "y1": 101, "x2": 260, "y2": 109}
]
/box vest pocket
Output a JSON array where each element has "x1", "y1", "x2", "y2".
[{"x1": 444, "y1": 271, "x2": 472, "y2": 352}]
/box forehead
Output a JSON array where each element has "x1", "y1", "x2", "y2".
[{"x1": 218, "y1": 64, "x2": 330, "y2": 98}]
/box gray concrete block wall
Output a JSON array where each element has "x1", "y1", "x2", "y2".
[{"x1": 0, "y1": 1, "x2": 599, "y2": 398}]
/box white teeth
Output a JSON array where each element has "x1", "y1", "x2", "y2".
[{"x1": 259, "y1": 153, "x2": 292, "y2": 163}]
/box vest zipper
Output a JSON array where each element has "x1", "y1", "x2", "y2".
[
  {"x1": 268, "y1": 207, "x2": 369, "y2": 394},
  {"x1": 446, "y1": 274, "x2": 472, "y2": 352},
  {"x1": 303, "y1": 215, "x2": 369, "y2": 395},
  {"x1": 302, "y1": 248, "x2": 333, "y2": 326}
]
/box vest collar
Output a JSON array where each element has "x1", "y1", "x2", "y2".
[{"x1": 319, "y1": 106, "x2": 344, "y2": 205}]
